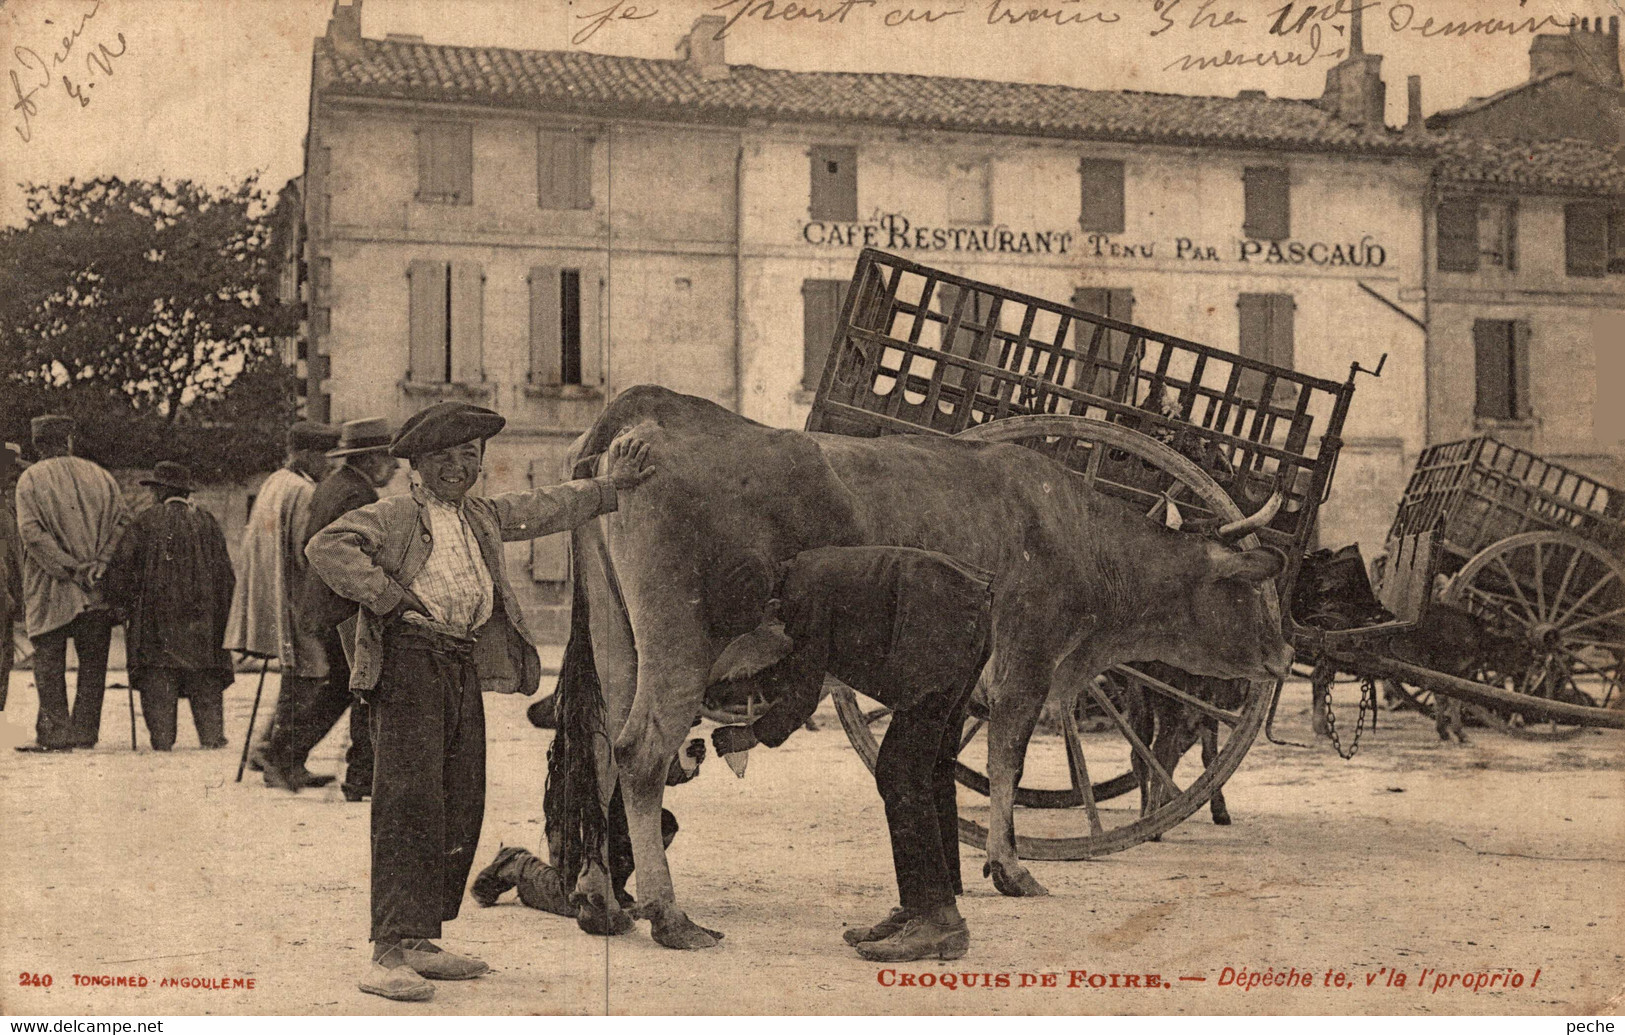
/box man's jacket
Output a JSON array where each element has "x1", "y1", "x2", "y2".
[{"x1": 305, "y1": 477, "x2": 618, "y2": 695}]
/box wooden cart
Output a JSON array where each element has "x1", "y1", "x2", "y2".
[{"x1": 802, "y1": 249, "x2": 1370, "y2": 860}]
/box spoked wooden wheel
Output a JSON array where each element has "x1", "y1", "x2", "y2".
[
  {"x1": 1439, "y1": 531, "x2": 1625, "y2": 735},
  {"x1": 833, "y1": 415, "x2": 1280, "y2": 860}
]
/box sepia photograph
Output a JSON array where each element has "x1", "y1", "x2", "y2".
[{"x1": 1, "y1": 0, "x2": 1621, "y2": 1019}]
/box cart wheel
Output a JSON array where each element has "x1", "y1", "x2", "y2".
[
  {"x1": 1441, "y1": 531, "x2": 1625, "y2": 735},
  {"x1": 833, "y1": 414, "x2": 1278, "y2": 860}
]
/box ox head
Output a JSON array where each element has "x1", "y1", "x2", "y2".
[{"x1": 1134, "y1": 491, "x2": 1295, "y2": 682}]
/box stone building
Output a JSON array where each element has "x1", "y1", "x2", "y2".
[{"x1": 300, "y1": 1, "x2": 1435, "y2": 636}]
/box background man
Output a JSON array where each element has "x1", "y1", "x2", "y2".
[
  {"x1": 103, "y1": 461, "x2": 236, "y2": 751},
  {"x1": 225, "y1": 420, "x2": 337, "y2": 788},
  {"x1": 281, "y1": 417, "x2": 399, "y2": 801},
  {"x1": 708, "y1": 545, "x2": 994, "y2": 963},
  {"x1": 13, "y1": 415, "x2": 129, "y2": 753},
  {"x1": 1, "y1": 443, "x2": 25, "y2": 709},
  {"x1": 307, "y1": 401, "x2": 654, "y2": 1004}
]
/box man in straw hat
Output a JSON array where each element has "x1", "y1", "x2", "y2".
[
  {"x1": 225, "y1": 420, "x2": 339, "y2": 787},
  {"x1": 273, "y1": 417, "x2": 399, "y2": 800},
  {"x1": 13, "y1": 415, "x2": 129, "y2": 752},
  {"x1": 103, "y1": 462, "x2": 235, "y2": 751},
  {"x1": 307, "y1": 401, "x2": 654, "y2": 1002}
]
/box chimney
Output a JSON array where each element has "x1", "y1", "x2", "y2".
[
  {"x1": 1529, "y1": 14, "x2": 1623, "y2": 87},
  {"x1": 1406, "y1": 75, "x2": 1422, "y2": 131},
  {"x1": 327, "y1": 0, "x2": 363, "y2": 54},
  {"x1": 677, "y1": 15, "x2": 729, "y2": 81},
  {"x1": 1316, "y1": 0, "x2": 1386, "y2": 125}
]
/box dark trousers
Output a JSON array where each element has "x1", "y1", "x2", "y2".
[
  {"x1": 874, "y1": 676, "x2": 975, "y2": 912},
  {"x1": 132, "y1": 668, "x2": 226, "y2": 750},
  {"x1": 273, "y1": 626, "x2": 373, "y2": 792},
  {"x1": 30, "y1": 609, "x2": 115, "y2": 747},
  {"x1": 369, "y1": 625, "x2": 485, "y2": 943}
]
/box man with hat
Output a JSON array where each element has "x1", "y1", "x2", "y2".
[
  {"x1": 102, "y1": 462, "x2": 236, "y2": 751},
  {"x1": 13, "y1": 415, "x2": 129, "y2": 752},
  {"x1": 1, "y1": 443, "x2": 25, "y2": 709},
  {"x1": 272, "y1": 417, "x2": 399, "y2": 799},
  {"x1": 307, "y1": 401, "x2": 654, "y2": 1003},
  {"x1": 225, "y1": 420, "x2": 339, "y2": 786}
]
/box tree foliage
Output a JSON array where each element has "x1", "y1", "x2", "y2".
[{"x1": 0, "y1": 175, "x2": 301, "y2": 480}]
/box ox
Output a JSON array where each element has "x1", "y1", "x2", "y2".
[{"x1": 548, "y1": 386, "x2": 1293, "y2": 950}]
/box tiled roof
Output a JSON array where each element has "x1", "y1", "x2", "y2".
[
  {"x1": 1434, "y1": 135, "x2": 1625, "y2": 194},
  {"x1": 1425, "y1": 71, "x2": 1579, "y2": 125},
  {"x1": 315, "y1": 35, "x2": 1424, "y2": 154}
]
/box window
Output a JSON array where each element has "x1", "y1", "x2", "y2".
[
  {"x1": 802, "y1": 279, "x2": 848, "y2": 391},
  {"x1": 416, "y1": 123, "x2": 473, "y2": 205},
  {"x1": 809, "y1": 146, "x2": 857, "y2": 222},
  {"x1": 1072, "y1": 287, "x2": 1136, "y2": 399},
  {"x1": 538, "y1": 129, "x2": 593, "y2": 210},
  {"x1": 1237, "y1": 293, "x2": 1296, "y2": 404},
  {"x1": 408, "y1": 260, "x2": 483, "y2": 384},
  {"x1": 1473, "y1": 319, "x2": 1531, "y2": 420},
  {"x1": 1242, "y1": 166, "x2": 1290, "y2": 241},
  {"x1": 1441, "y1": 198, "x2": 1518, "y2": 272},
  {"x1": 1565, "y1": 201, "x2": 1625, "y2": 277},
  {"x1": 948, "y1": 160, "x2": 991, "y2": 224},
  {"x1": 1079, "y1": 158, "x2": 1125, "y2": 234},
  {"x1": 529, "y1": 267, "x2": 597, "y2": 387}
]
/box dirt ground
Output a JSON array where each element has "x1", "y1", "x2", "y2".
[{"x1": 2, "y1": 664, "x2": 1621, "y2": 1017}]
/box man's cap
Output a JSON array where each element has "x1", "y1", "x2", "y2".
[
  {"x1": 327, "y1": 417, "x2": 395, "y2": 458},
  {"x1": 288, "y1": 420, "x2": 340, "y2": 452},
  {"x1": 31, "y1": 414, "x2": 74, "y2": 443},
  {"x1": 390, "y1": 402, "x2": 506, "y2": 459},
  {"x1": 138, "y1": 460, "x2": 195, "y2": 494}
]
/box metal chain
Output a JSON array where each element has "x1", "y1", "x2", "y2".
[{"x1": 1324, "y1": 675, "x2": 1377, "y2": 760}]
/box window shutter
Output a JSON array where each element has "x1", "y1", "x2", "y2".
[
  {"x1": 539, "y1": 130, "x2": 594, "y2": 210},
  {"x1": 1079, "y1": 159, "x2": 1125, "y2": 233},
  {"x1": 579, "y1": 273, "x2": 603, "y2": 386},
  {"x1": 450, "y1": 124, "x2": 473, "y2": 204},
  {"x1": 450, "y1": 262, "x2": 484, "y2": 384},
  {"x1": 1504, "y1": 200, "x2": 1518, "y2": 272},
  {"x1": 1436, "y1": 199, "x2": 1479, "y2": 272},
  {"x1": 1610, "y1": 208, "x2": 1625, "y2": 273},
  {"x1": 529, "y1": 266, "x2": 561, "y2": 384},
  {"x1": 1237, "y1": 293, "x2": 1270, "y2": 363},
  {"x1": 809, "y1": 146, "x2": 858, "y2": 222},
  {"x1": 1512, "y1": 319, "x2": 1532, "y2": 419},
  {"x1": 1473, "y1": 319, "x2": 1513, "y2": 419},
  {"x1": 408, "y1": 259, "x2": 447, "y2": 383},
  {"x1": 1268, "y1": 294, "x2": 1295, "y2": 371},
  {"x1": 1242, "y1": 167, "x2": 1290, "y2": 241},
  {"x1": 802, "y1": 279, "x2": 846, "y2": 391},
  {"x1": 1566, "y1": 202, "x2": 1608, "y2": 277}
]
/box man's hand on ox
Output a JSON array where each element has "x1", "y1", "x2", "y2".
[
  {"x1": 605, "y1": 435, "x2": 655, "y2": 490},
  {"x1": 665, "y1": 737, "x2": 707, "y2": 786}
]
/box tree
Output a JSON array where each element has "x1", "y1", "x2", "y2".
[{"x1": 0, "y1": 175, "x2": 301, "y2": 479}]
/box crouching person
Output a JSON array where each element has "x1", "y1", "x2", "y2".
[
  {"x1": 708, "y1": 546, "x2": 993, "y2": 962},
  {"x1": 306, "y1": 401, "x2": 654, "y2": 1003}
]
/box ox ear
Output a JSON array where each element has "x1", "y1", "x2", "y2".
[{"x1": 1206, "y1": 543, "x2": 1286, "y2": 584}]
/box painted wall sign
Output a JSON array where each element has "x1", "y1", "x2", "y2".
[{"x1": 802, "y1": 213, "x2": 1075, "y2": 255}]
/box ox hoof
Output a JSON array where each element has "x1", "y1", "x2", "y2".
[
  {"x1": 1211, "y1": 810, "x2": 1233, "y2": 826},
  {"x1": 575, "y1": 895, "x2": 634, "y2": 937},
  {"x1": 651, "y1": 912, "x2": 724, "y2": 950},
  {"x1": 988, "y1": 861, "x2": 1049, "y2": 898}
]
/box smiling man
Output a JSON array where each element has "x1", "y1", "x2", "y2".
[{"x1": 306, "y1": 401, "x2": 654, "y2": 1003}]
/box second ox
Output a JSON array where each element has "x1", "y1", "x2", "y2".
[{"x1": 548, "y1": 385, "x2": 1292, "y2": 950}]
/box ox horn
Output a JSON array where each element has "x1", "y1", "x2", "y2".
[{"x1": 1216, "y1": 489, "x2": 1284, "y2": 541}]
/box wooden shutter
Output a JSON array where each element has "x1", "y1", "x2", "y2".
[
  {"x1": 580, "y1": 273, "x2": 603, "y2": 386},
  {"x1": 539, "y1": 130, "x2": 593, "y2": 210},
  {"x1": 1079, "y1": 159, "x2": 1125, "y2": 233},
  {"x1": 1566, "y1": 202, "x2": 1608, "y2": 277},
  {"x1": 408, "y1": 259, "x2": 448, "y2": 383},
  {"x1": 1503, "y1": 200, "x2": 1519, "y2": 272},
  {"x1": 1473, "y1": 319, "x2": 1514, "y2": 419},
  {"x1": 1436, "y1": 199, "x2": 1479, "y2": 272},
  {"x1": 1512, "y1": 319, "x2": 1532, "y2": 419},
  {"x1": 1242, "y1": 166, "x2": 1290, "y2": 241},
  {"x1": 1610, "y1": 208, "x2": 1625, "y2": 273},
  {"x1": 529, "y1": 266, "x2": 561, "y2": 385},
  {"x1": 802, "y1": 279, "x2": 847, "y2": 391},
  {"x1": 418, "y1": 124, "x2": 472, "y2": 204},
  {"x1": 1267, "y1": 293, "x2": 1294, "y2": 371},
  {"x1": 450, "y1": 262, "x2": 484, "y2": 384},
  {"x1": 809, "y1": 146, "x2": 858, "y2": 222},
  {"x1": 1237, "y1": 294, "x2": 1270, "y2": 364}
]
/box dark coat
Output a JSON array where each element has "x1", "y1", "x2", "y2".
[
  {"x1": 103, "y1": 498, "x2": 235, "y2": 688},
  {"x1": 296, "y1": 463, "x2": 380, "y2": 635}
]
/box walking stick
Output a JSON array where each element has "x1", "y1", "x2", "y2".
[
  {"x1": 124, "y1": 682, "x2": 137, "y2": 751},
  {"x1": 236, "y1": 654, "x2": 271, "y2": 783}
]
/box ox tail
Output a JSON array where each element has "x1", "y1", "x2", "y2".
[{"x1": 542, "y1": 534, "x2": 608, "y2": 890}]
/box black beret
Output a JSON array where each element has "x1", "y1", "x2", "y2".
[
  {"x1": 288, "y1": 420, "x2": 340, "y2": 452},
  {"x1": 391, "y1": 401, "x2": 506, "y2": 459}
]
